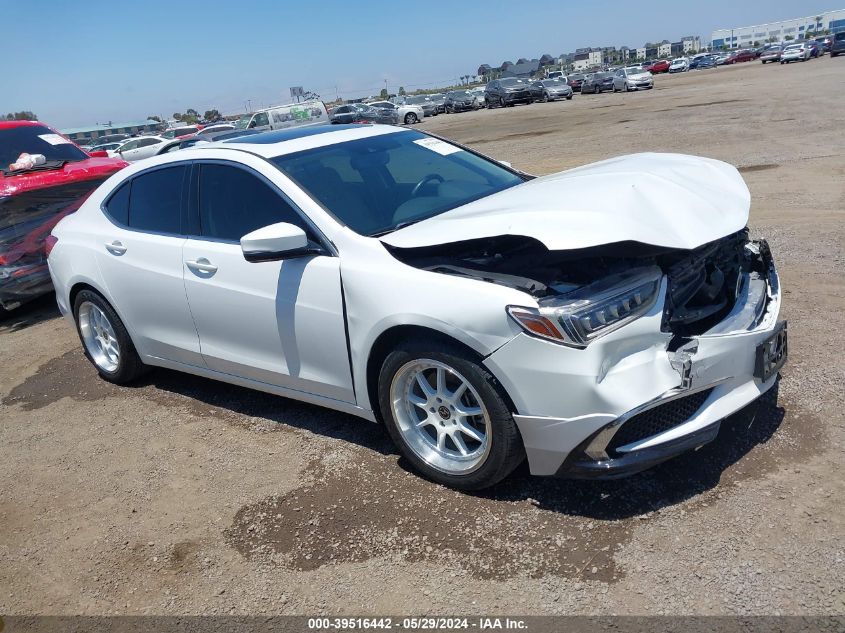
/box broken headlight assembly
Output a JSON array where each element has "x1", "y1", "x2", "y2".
[{"x1": 507, "y1": 267, "x2": 663, "y2": 348}]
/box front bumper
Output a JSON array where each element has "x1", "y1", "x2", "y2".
[
  {"x1": 628, "y1": 80, "x2": 653, "y2": 89},
  {"x1": 503, "y1": 92, "x2": 531, "y2": 104},
  {"x1": 484, "y1": 245, "x2": 784, "y2": 478}
]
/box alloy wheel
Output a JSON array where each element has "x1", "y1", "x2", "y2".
[
  {"x1": 78, "y1": 301, "x2": 121, "y2": 372},
  {"x1": 390, "y1": 359, "x2": 491, "y2": 475}
]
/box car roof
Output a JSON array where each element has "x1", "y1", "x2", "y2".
[
  {"x1": 212, "y1": 123, "x2": 405, "y2": 158},
  {"x1": 0, "y1": 119, "x2": 47, "y2": 130}
]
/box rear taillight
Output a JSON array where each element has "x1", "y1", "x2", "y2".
[{"x1": 44, "y1": 235, "x2": 58, "y2": 257}]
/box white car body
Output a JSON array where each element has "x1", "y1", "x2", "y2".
[
  {"x1": 367, "y1": 101, "x2": 425, "y2": 124},
  {"x1": 48, "y1": 125, "x2": 785, "y2": 487},
  {"x1": 234, "y1": 100, "x2": 329, "y2": 132},
  {"x1": 197, "y1": 123, "x2": 235, "y2": 135},
  {"x1": 780, "y1": 44, "x2": 810, "y2": 63},
  {"x1": 113, "y1": 136, "x2": 167, "y2": 162},
  {"x1": 613, "y1": 67, "x2": 654, "y2": 91},
  {"x1": 669, "y1": 57, "x2": 689, "y2": 72}
]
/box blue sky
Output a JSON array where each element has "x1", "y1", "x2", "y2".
[{"x1": 2, "y1": 0, "x2": 835, "y2": 127}]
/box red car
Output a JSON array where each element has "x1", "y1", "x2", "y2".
[
  {"x1": 725, "y1": 49, "x2": 756, "y2": 64},
  {"x1": 648, "y1": 59, "x2": 671, "y2": 73},
  {"x1": 0, "y1": 121, "x2": 127, "y2": 312}
]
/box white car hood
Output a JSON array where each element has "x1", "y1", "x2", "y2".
[{"x1": 381, "y1": 153, "x2": 750, "y2": 252}]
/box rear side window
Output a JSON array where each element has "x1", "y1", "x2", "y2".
[
  {"x1": 198, "y1": 164, "x2": 311, "y2": 241},
  {"x1": 105, "y1": 181, "x2": 130, "y2": 225},
  {"x1": 128, "y1": 165, "x2": 186, "y2": 234}
]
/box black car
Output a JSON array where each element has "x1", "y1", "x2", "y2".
[
  {"x1": 581, "y1": 72, "x2": 614, "y2": 94},
  {"x1": 484, "y1": 78, "x2": 532, "y2": 108},
  {"x1": 330, "y1": 104, "x2": 397, "y2": 125},
  {"x1": 689, "y1": 55, "x2": 717, "y2": 70},
  {"x1": 444, "y1": 90, "x2": 477, "y2": 113},
  {"x1": 832, "y1": 32, "x2": 845, "y2": 57},
  {"x1": 566, "y1": 73, "x2": 586, "y2": 92}
]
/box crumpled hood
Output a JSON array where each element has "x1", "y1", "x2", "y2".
[{"x1": 381, "y1": 153, "x2": 750, "y2": 252}]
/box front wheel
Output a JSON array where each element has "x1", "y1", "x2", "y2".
[
  {"x1": 566, "y1": 94, "x2": 573, "y2": 100},
  {"x1": 73, "y1": 289, "x2": 148, "y2": 384},
  {"x1": 404, "y1": 112, "x2": 418, "y2": 124},
  {"x1": 378, "y1": 338, "x2": 524, "y2": 490}
]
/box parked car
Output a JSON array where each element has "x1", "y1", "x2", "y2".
[
  {"x1": 330, "y1": 104, "x2": 397, "y2": 125},
  {"x1": 0, "y1": 120, "x2": 126, "y2": 311},
  {"x1": 581, "y1": 72, "x2": 615, "y2": 94},
  {"x1": 528, "y1": 79, "x2": 573, "y2": 101},
  {"x1": 443, "y1": 91, "x2": 477, "y2": 113},
  {"x1": 714, "y1": 53, "x2": 731, "y2": 65},
  {"x1": 546, "y1": 70, "x2": 565, "y2": 80},
  {"x1": 814, "y1": 35, "x2": 833, "y2": 53},
  {"x1": 831, "y1": 31, "x2": 845, "y2": 57},
  {"x1": 88, "y1": 141, "x2": 124, "y2": 157},
  {"x1": 426, "y1": 93, "x2": 447, "y2": 114},
  {"x1": 566, "y1": 73, "x2": 586, "y2": 92},
  {"x1": 759, "y1": 45, "x2": 784, "y2": 63},
  {"x1": 84, "y1": 133, "x2": 130, "y2": 148},
  {"x1": 669, "y1": 57, "x2": 689, "y2": 73},
  {"x1": 368, "y1": 100, "x2": 424, "y2": 124},
  {"x1": 801, "y1": 40, "x2": 822, "y2": 58},
  {"x1": 48, "y1": 125, "x2": 786, "y2": 489},
  {"x1": 725, "y1": 49, "x2": 756, "y2": 64},
  {"x1": 649, "y1": 59, "x2": 671, "y2": 73},
  {"x1": 196, "y1": 123, "x2": 235, "y2": 135},
  {"x1": 402, "y1": 95, "x2": 439, "y2": 117},
  {"x1": 162, "y1": 126, "x2": 201, "y2": 140},
  {"x1": 154, "y1": 129, "x2": 262, "y2": 155},
  {"x1": 780, "y1": 43, "x2": 811, "y2": 63},
  {"x1": 689, "y1": 55, "x2": 717, "y2": 70},
  {"x1": 467, "y1": 87, "x2": 487, "y2": 107},
  {"x1": 113, "y1": 136, "x2": 168, "y2": 162},
  {"x1": 234, "y1": 100, "x2": 329, "y2": 132},
  {"x1": 484, "y1": 78, "x2": 533, "y2": 107},
  {"x1": 613, "y1": 66, "x2": 654, "y2": 91}
]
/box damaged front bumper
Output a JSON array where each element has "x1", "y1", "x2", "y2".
[{"x1": 484, "y1": 241, "x2": 785, "y2": 478}]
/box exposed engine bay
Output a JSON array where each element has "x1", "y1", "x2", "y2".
[{"x1": 387, "y1": 228, "x2": 774, "y2": 337}]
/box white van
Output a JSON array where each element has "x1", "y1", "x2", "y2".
[{"x1": 234, "y1": 100, "x2": 329, "y2": 132}]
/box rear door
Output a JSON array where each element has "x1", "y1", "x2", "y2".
[
  {"x1": 182, "y1": 160, "x2": 354, "y2": 402},
  {"x1": 95, "y1": 164, "x2": 201, "y2": 364}
]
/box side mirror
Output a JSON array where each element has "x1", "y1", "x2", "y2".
[{"x1": 241, "y1": 222, "x2": 318, "y2": 262}]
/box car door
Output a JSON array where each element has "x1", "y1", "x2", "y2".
[
  {"x1": 182, "y1": 161, "x2": 354, "y2": 403},
  {"x1": 95, "y1": 163, "x2": 202, "y2": 365},
  {"x1": 117, "y1": 139, "x2": 140, "y2": 160}
]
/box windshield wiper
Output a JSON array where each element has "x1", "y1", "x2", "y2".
[{"x1": 370, "y1": 218, "x2": 425, "y2": 237}]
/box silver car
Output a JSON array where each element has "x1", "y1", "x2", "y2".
[
  {"x1": 613, "y1": 66, "x2": 654, "y2": 92},
  {"x1": 532, "y1": 79, "x2": 574, "y2": 101}
]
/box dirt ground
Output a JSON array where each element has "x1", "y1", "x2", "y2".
[{"x1": 1, "y1": 58, "x2": 844, "y2": 617}]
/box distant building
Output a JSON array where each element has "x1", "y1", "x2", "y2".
[
  {"x1": 61, "y1": 120, "x2": 161, "y2": 143},
  {"x1": 711, "y1": 9, "x2": 845, "y2": 49},
  {"x1": 501, "y1": 59, "x2": 541, "y2": 78},
  {"x1": 635, "y1": 47, "x2": 646, "y2": 59},
  {"x1": 658, "y1": 41, "x2": 672, "y2": 57}
]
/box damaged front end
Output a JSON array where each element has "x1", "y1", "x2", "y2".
[{"x1": 388, "y1": 228, "x2": 784, "y2": 477}]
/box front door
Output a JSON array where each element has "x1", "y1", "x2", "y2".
[{"x1": 182, "y1": 162, "x2": 354, "y2": 403}]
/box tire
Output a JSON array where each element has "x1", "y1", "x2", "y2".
[
  {"x1": 404, "y1": 112, "x2": 418, "y2": 124},
  {"x1": 73, "y1": 289, "x2": 147, "y2": 384},
  {"x1": 566, "y1": 94, "x2": 572, "y2": 100},
  {"x1": 377, "y1": 337, "x2": 524, "y2": 490},
  {"x1": 542, "y1": 92, "x2": 549, "y2": 102}
]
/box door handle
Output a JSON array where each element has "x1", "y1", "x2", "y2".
[
  {"x1": 185, "y1": 258, "x2": 218, "y2": 274},
  {"x1": 105, "y1": 240, "x2": 127, "y2": 255}
]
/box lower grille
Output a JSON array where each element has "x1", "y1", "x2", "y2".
[{"x1": 607, "y1": 388, "x2": 714, "y2": 454}]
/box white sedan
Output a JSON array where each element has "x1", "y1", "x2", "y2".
[
  {"x1": 780, "y1": 43, "x2": 811, "y2": 63},
  {"x1": 669, "y1": 57, "x2": 689, "y2": 72},
  {"x1": 367, "y1": 100, "x2": 425, "y2": 124},
  {"x1": 113, "y1": 136, "x2": 168, "y2": 162},
  {"x1": 47, "y1": 125, "x2": 786, "y2": 489}
]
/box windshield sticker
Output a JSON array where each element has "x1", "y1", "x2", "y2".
[
  {"x1": 413, "y1": 137, "x2": 462, "y2": 156},
  {"x1": 38, "y1": 133, "x2": 72, "y2": 145}
]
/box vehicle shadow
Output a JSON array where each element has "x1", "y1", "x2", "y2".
[
  {"x1": 0, "y1": 294, "x2": 61, "y2": 333},
  {"x1": 139, "y1": 367, "x2": 398, "y2": 457},
  {"x1": 473, "y1": 385, "x2": 786, "y2": 520}
]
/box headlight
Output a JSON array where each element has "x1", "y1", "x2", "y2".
[{"x1": 507, "y1": 267, "x2": 663, "y2": 348}]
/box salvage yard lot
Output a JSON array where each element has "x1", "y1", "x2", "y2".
[{"x1": 1, "y1": 58, "x2": 843, "y2": 615}]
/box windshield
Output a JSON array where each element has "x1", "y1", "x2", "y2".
[
  {"x1": 234, "y1": 114, "x2": 253, "y2": 129},
  {"x1": 0, "y1": 124, "x2": 88, "y2": 167},
  {"x1": 625, "y1": 67, "x2": 643, "y2": 74},
  {"x1": 542, "y1": 80, "x2": 565, "y2": 86},
  {"x1": 499, "y1": 78, "x2": 526, "y2": 87},
  {"x1": 449, "y1": 91, "x2": 471, "y2": 98},
  {"x1": 405, "y1": 96, "x2": 428, "y2": 104},
  {"x1": 270, "y1": 130, "x2": 523, "y2": 237}
]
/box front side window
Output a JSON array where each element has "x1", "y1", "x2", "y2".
[
  {"x1": 271, "y1": 130, "x2": 523, "y2": 237},
  {"x1": 128, "y1": 165, "x2": 186, "y2": 234},
  {"x1": 253, "y1": 113, "x2": 269, "y2": 127},
  {"x1": 198, "y1": 164, "x2": 312, "y2": 242}
]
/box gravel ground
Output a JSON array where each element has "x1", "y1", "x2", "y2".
[{"x1": 1, "y1": 58, "x2": 843, "y2": 617}]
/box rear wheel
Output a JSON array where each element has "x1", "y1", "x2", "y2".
[
  {"x1": 378, "y1": 338, "x2": 524, "y2": 490},
  {"x1": 404, "y1": 112, "x2": 418, "y2": 124},
  {"x1": 73, "y1": 289, "x2": 147, "y2": 384}
]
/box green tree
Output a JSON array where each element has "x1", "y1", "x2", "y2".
[
  {"x1": 398, "y1": 86, "x2": 406, "y2": 95},
  {"x1": 147, "y1": 115, "x2": 162, "y2": 123},
  {"x1": 203, "y1": 109, "x2": 221, "y2": 122},
  {"x1": 172, "y1": 113, "x2": 182, "y2": 121},
  {"x1": 379, "y1": 88, "x2": 389, "y2": 99},
  {"x1": 784, "y1": 35, "x2": 794, "y2": 41},
  {"x1": 4, "y1": 110, "x2": 38, "y2": 121}
]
